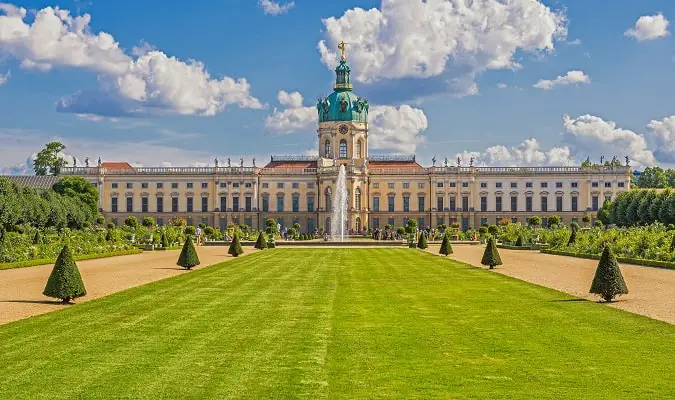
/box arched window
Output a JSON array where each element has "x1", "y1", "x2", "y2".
[
  {"x1": 339, "y1": 139, "x2": 348, "y2": 158},
  {"x1": 355, "y1": 217, "x2": 361, "y2": 232},
  {"x1": 354, "y1": 188, "x2": 361, "y2": 210},
  {"x1": 356, "y1": 139, "x2": 362, "y2": 158},
  {"x1": 325, "y1": 187, "x2": 332, "y2": 211},
  {"x1": 324, "y1": 140, "x2": 331, "y2": 157}
]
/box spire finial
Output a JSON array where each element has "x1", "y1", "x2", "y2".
[{"x1": 338, "y1": 41, "x2": 348, "y2": 60}]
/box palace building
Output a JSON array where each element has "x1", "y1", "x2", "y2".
[{"x1": 63, "y1": 46, "x2": 632, "y2": 233}]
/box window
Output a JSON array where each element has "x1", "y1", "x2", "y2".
[
  {"x1": 418, "y1": 218, "x2": 425, "y2": 229},
  {"x1": 556, "y1": 182, "x2": 563, "y2": 188},
  {"x1": 112, "y1": 183, "x2": 118, "y2": 189},
  {"x1": 373, "y1": 183, "x2": 380, "y2": 189},
  {"x1": 592, "y1": 182, "x2": 599, "y2": 188},
  {"x1": 307, "y1": 182, "x2": 315, "y2": 189},
  {"x1": 355, "y1": 188, "x2": 361, "y2": 210},
  {"x1": 511, "y1": 196, "x2": 517, "y2": 212},
  {"x1": 171, "y1": 183, "x2": 178, "y2": 189},
  {"x1": 292, "y1": 183, "x2": 299, "y2": 189},
  {"x1": 220, "y1": 196, "x2": 227, "y2": 211},
  {"x1": 436, "y1": 217, "x2": 445, "y2": 227},
  {"x1": 526, "y1": 197, "x2": 533, "y2": 212},
  {"x1": 156, "y1": 182, "x2": 163, "y2": 189},
  {"x1": 325, "y1": 188, "x2": 332, "y2": 211},
  {"x1": 201, "y1": 183, "x2": 208, "y2": 189},
  {"x1": 277, "y1": 195, "x2": 284, "y2": 212},
  {"x1": 403, "y1": 182, "x2": 410, "y2": 189},
  {"x1": 592, "y1": 196, "x2": 599, "y2": 211},
  {"x1": 233, "y1": 183, "x2": 240, "y2": 188},
  {"x1": 307, "y1": 196, "x2": 315, "y2": 212},
  {"x1": 388, "y1": 183, "x2": 395, "y2": 189},
  {"x1": 220, "y1": 182, "x2": 227, "y2": 188},
  {"x1": 541, "y1": 196, "x2": 548, "y2": 212},
  {"x1": 495, "y1": 182, "x2": 502, "y2": 188},
  {"x1": 187, "y1": 183, "x2": 193, "y2": 189},
  {"x1": 388, "y1": 195, "x2": 395, "y2": 212},
  {"x1": 262, "y1": 183, "x2": 268, "y2": 189},
  {"x1": 618, "y1": 182, "x2": 625, "y2": 188},
  {"x1": 480, "y1": 182, "x2": 487, "y2": 189},
  {"x1": 480, "y1": 196, "x2": 487, "y2": 212},
  {"x1": 245, "y1": 183, "x2": 252, "y2": 188},
  {"x1": 356, "y1": 140, "x2": 362, "y2": 158},
  {"x1": 418, "y1": 182, "x2": 425, "y2": 189},
  {"x1": 571, "y1": 197, "x2": 578, "y2": 212},
  {"x1": 437, "y1": 182, "x2": 444, "y2": 188},
  {"x1": 510, "y1": 182, "x2": 517, "y2": 189},
  {"x1": 172, "y1": 197, "x2": 178, "y2": 212},
  {"x1": 556, "y1": 196, "x2": 563, "y2": 212},
  {"x1": 141, "y1": 183, "x2": 149, "y2": 189},
  {"x1": 541, "y1": 182, "x2": 548, "y2": 188},
  {"x1": 450, "y1": 182, "x2": 457, "y2": 188},
  {"x1": 449, "y1": 197, "x2": 456, "y2": 211},
  {"x1": 142, "y1": 197, "x2": 148, "y2": 212},
  {"x1": 462, "y1": 196, "x2": 469, "y2": 210},
  {"x1": 187, "y1": 197, "x2": 193, "y2": 212},
  {"x1": 462, "y1": 182, "x2": 469, "y2": 188},
  {"x1": 292, "y1": 195, "x2": 299, "y2": 212},
  {"x1": 324, "y1": 140, "x2": 331, "y2": 157},
  {"x1": 604, "y1": 182, "x2": 612, "y2": 188},
  {"x1": 403, "y1": 196, "x2": 410, "y2": 212},
  {"x1": 242, "y1": 196, "x2": 250, "y2": 212},
  {"x1": 157, "y1": 197, "x2": 163, "y2": 213},
  {"x1": 126, "y1": 197, "x2": 133, "y2": 212},
  {"x1": 437, "y1": 197, "x2": 443, "y2": 211},
  {"x1": 126, "y1": 183, "x2": 133, "y2": 189},
  {"x1": 111, "y1": 197, "x2": 118, "y2": 212},
  {"x1": 339, "y1": 139, "x2": 347, "y2": 158},
  {"x1": 480, "y1": 218, "x2": 488, "y2": 226},
  {"x1": 262, "y1": 196, "x2": 269, "y2": 212},
  {"x1": 388, "y1": 217, "x2": 395, "y2": 227},
  {"x1": 373, "y1": 196, "x2": 380, "y2": 212},
  {"x1": 418, "y1": 196, "x2": 425, "y2": 212},
  {"x1": 232, "y1": 196, "x2": 240, "y2": 211},
  {"x1": 495, "y1": 197, "x2": 502, "y2": 212},
  {"x1": 157, "y1": 218, "x2": 163, "y2": 227},
  {"x1": 372, "y1": 217, "x2": 380, "y2": 229},
  {"x1": 571, "y1": 182, "x2": 578, "y2": 188},
  {"x1": 201, "y1": 197, "x2": 208, "y2": 212},
  {"x1": 277, "y1": 183, "x2": 284, "y2": 189}
]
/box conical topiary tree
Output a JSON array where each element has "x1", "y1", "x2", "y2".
[
  {"x1": 417, "y1": 231, "x2": 428, "y2": 249},
  {"x1": 161, "y1": 231, "x2": 169, "y2": 248},
  {"x1": 177, "y1": 237, "x2": 200, "y2": 270},
  {"x1": 33, "y1": 231, "x2": 42, "y2": 245},
  {"x1": 439, "y1": 233, "x2": 453, "y2": 256},
  {"x1": 254, "y1": 231, "x2": 267, "y2": 250},
  {"x1": 590, "y1": 246, "x2": 628, "y2": 302},
  {"x1": 567, "y1": 229, "x2": 577, "y2": 246},
  {"x1": 481, "y1": 237, "x2": 503, "y2": 270},
  {"x1": 515, "y1": 235, "x2": 523, "y2": 247},
  {"x1": 43, "y1": 245, "x2": 86, "y2": 303},
  {"x1": 228, "y1": 233, "x2": 244, "y2": 257}
]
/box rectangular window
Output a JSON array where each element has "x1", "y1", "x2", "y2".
[
  {"x1": 462, "y1": 182, "x2": 469, "y2": 188},
  {"x1": 277, "y1": 183, "x2": 284, "y2": 189},
  {"x1": 373, "y1": 197, "x2": 380, "y2": 212},
  {"x1": 111, "y1": 183, "x2": 118, "y2": 189},
  {"x1": 156, "y1": 182, "x2": 163, "y2": 189},
  {"x1": 511, "y1": 196, "x2": 517, "y2": 212},
  {"x1": 307, "y1": 196, "x2": 315, "y2": 212},
  {"x1": 526, "y1": 197, "x2": 533, "y2": 212},
  {"x1": 172, "y1": 197, "x2": 178, "y2": 212},
  {"x1": 187, "y1": 197, "x2": 193, "y2": 212},
  {"x1": 480, "y1": 196, "x2": 487, "y2": 212},
  {"x1": 262, "y1": 196, "x2": 269, "y2": 212},
  {"x1": 373, "y1": 183, "x2": 380, "y2": 189},
  {"x1": 142, "y1": 197, "x2": 148, "y2": 213},
  {"x1": 403, "y1": 196, "x2": 410, "y2": 212},
  {"x1": 372, "y1": 217, "x2": 380, "y2": 230},
  {"x1": 403, "y1": 182, "x2": 410, "y2": 189},
  {"x1": 111, "y1": 197, "x2": 118, "y2": 213},
  {"x1": 541, "y1": 196, "x2": 548, "y2": 212},
  {"x1": 201, "y1": 197, "x2": 208, "y2": 212},
  {"x1": 388, "y1": 195, "x2": 395, "y2": 212},
  {"x1": 604, "y1": 182, "x2": 612, "y2": 188},
  {"x1": 480, "y1": 182, "x2": 487, "y2": 189},
  {"x1": 201, "y1": 183, "x2": 208, "y2": 189},
  {"x1": 388, "y1": 183, "x2": 395, "y2": 189},
  {"x1": 525, "y1": 182, "x2": 532, "y2": 188},
  {"x1": 462, "y1": 196, "x2": 469, "y2": 210},
  {"x1": 436, "y1": 216, "x2": 445, "y2": 227},
  {"x1": 618, "y1": 182, "x2": 625, "y2": 188},
  {"x1": 449, "y1": 197, "x2": 456, "y2": 211},
  {"x1": 220, "y1": 196, "x2": 227, "y2": 211},
  {"x1": 480, "y1": 217, "x2": 488, "y2": 226},
  {"x1": 556, "y1": 182, "x2": 563, "y2": 188},
  {"x1": 388, "y1": 217, "x2": 395, "y2": 227},
  {"x1": 571, "y1": 182, "x2": 578, "y2": 188},
  {"x1": 245, "y1": 183, "x2": 252, "y2": 188},
  {"x1": 495, "y1": 196, "x2": 502, "y2": 212},
  {"x1": 571, "y1": 197, "x2": 578, "y2": 212},
  {"x1": 592, "y1": 182, "x2": 599, "y2": 188},
  {"x1": 292, "y1": 183, "x2": 299, "y2": 189},
  {"x1": 232, "y1": 197, "x2": 240, "y2": 211},
  {"x1": 245, "y1": 196, "x2": 252, "y2": 212},
  {"x1": 436, "y1": 182, "x2": 444, "y2": 188},
  {"x1": 157, "y1": 197, "x2": 163, "y2": 213},
  {"x1": 126, "y1": 183, "x2": 133, "y2": 189},
  {"x1": 541, "y1": 182, "x2": 548, "y2": 188},
  {"x1": 418, "y1": 218, "x2": 425, "y2": 228},
  {"x1": 171, "y1": 183, "x2": 178, "y2": 189},
  {"x1": 556, "y1": 196, "x2": 563, "y2": 212},
  {"x1": 187, "y1": 183, "x2": 193, "y2": 189},
  {"x1": 592, "y1": 196, "x2": 599, "y2": 211},
  {"x1": 233, "y1": 183, "x2": 240, "y2": 188},
  {"x1": 141, "y1": 183, "x2": 148, "y2": 189},
  {"x1": 449, "y1": 182, "x2": 457, "y2": 188},
  {"x1": 418, "y1": 182, "x2": 425, "y2": 189},
  {"x1": 510, "y1": 182, "x2": 517, "y2": 189},
  {"x1": 437, "y1": 197, "x2": 443, "y2": 211},
  {"x1": 307, "y1": 182, "x2": 315, "y2": 189},
  {"x1": 157, "y1": 218, "x2": 163, "y2": 227},
  {"x1": 418, "y1": 196, "x2": 425, "y2": 212},
  {"x1": 262, "y1": 183, "x2": 268, "y2": 188},
  {"x1": 220, "y1": 182, "x2": 227, "y2": 188},
  {"x1": 292, "y1": 195, "x2": 299, "y2": 212},
  {"x1": 277, "y1": 196, "x2": 284, "y2": 212},
  {"x1": 495, "y1": 182, "x2": 502, "y2": 188}
]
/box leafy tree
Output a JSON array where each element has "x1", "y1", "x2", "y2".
[
  {"x1": 649, "y1": 189, "x2": 668, "y2": 223},
  {"x1": 547, "y1": 215, "x2": 561, "y2": 227},
  {"x1": 567, "y1": 229, "x2": 577, "y2": 246},
  {"x1": 481, "y1": 237, "x2": 502, "y2": 270},
  {"x1": 161, "y1": 231, "x2": 169, "y2": 248},
  {"x1": 43, "y1": 245, "x2": 86, "y2": 303},
  {"x1": 626, "y1": 191, "x2": 646, "y2": 225},
  {"x1": 34, "y1": 141, "x2": 68, "y2": 176},
  {"x1": 528, "y1": 216, "x2": 542, "y2": 229},
  {"x1": 637, "y1": 190, "x2": 656, "y2": 225},
  {"x1": 198, "y1": 223, "x2": 207, "y2": 229},
  {"x1": 417, "y1": 232, "x2": 428, "y2": 249},
  {"x1": 124, "y1": 216, "x2": 139, "y2": 229},
  {"x1": 590, "y1": 246, "x2": 628, "y2": 302},
  {"x1": 96, "y1": 215, "x2": 105, "y2": 225},
  {"x1": 659, "y1": 192, "x2": 675, "y2": 225},
  {"x1": 177, "y1": 238, "x2": 200, "y2": 269},
  {"x1": 185, "y1": 226, "x2": 196, "y2": 235},
  {"x1": 255, "y1": 231, "x2": 267, "y2": 250},
  {"x1": 597, "y1": 199, "x2": 611, "y2": 226},
  {"x1": 142, "y1": 217, "x2": 155, "y2": 228},
  {"x1": 636, "y1": 167, "x2": 668, "y2": 188},
  {"x1": 287, "y1": 227, "x2": 297, "y2": 239},
  {"x1": 487, "y1": 224, "x2": 498, "y2": 236},
  {"x1": 396, "y1": 227, "x2": 406, "y2": 236},
  {"x1": 439, "y1": 234, "x2": 453, "y2": 256},
  {"x1": 582, "y1": 214, "x2": 591, "y2": 225},
  {"x1": 228, "y1": 233, "x2": 244, "y2": 257},
  {"x1": 33, "y1": 230, "x2": 42, "y2": 245},
  {"x1": 204, "y1": 226, "x2": 215, "y2": 238},
  {"x1": 405, "y1": 218, "x2": 418, "y2": 233},
  {"x1": 52, "y1": 176, "x2": 99, "y2": 216}
]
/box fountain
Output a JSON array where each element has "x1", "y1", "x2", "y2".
[{"x1": 331, "y1": 164, "x2": 348, "y2": 241}]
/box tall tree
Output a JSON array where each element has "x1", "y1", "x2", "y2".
[
  {"x1": 33, "y1": 142, "x2": 68, "y2": 176},
  {"x1": 52, "y1": 176, "x2": 99, "y2": 216},
  {"x1": 637, "y1": 190, "x2": 656, "y2": 225},
  {"x1": 636, "y1": 167, "x2": 668, "y2": 188}
]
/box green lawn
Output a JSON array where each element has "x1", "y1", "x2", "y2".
[{"x1": 1, "y1": 249, "x2": 673, "y2": 399}]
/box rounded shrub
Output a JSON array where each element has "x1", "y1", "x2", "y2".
[
  {"x1": 185, "y1": 226, "x2": 196, "y2": 236},
  {"x1": 142, "y1": 217, "x2": 155, "y2": 228},
  {"x1": 124, "y1": 216, "x2": 139, "y2": 228}
]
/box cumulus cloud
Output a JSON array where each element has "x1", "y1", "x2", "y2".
[
  {"x1": 0, "y1": 69, "x2": 8, "y2": 86},
  {"x1": 625, "y1": 13, "x2": 670, "y2": 41},
  {"x1": 648, "y1": 115, "x2": 675, "y2": 162},
  {"x1": 0, "y1": 4, "x2": 262, "y2": 117},
  {"x1": 317, "y1": 0, "x2": 566, "y2": 97},
  {"x1": 277, "y1": 90, "x2": 304, "y2": 108},
  {"x1": 533, "y1": 70, "x2": 591, "y2": 90},
  {"x1": 563, "y1": 114, "x2": 656, "y2": 167},
  {"x1": 265, "y1": 91, "x2": 316, "y2": 134},
  {"x1": 258, "y1": 0, "x2": 295, "y2": 16},
  {"x1": 454, "y1": 138, "x2": 572, "y2": 167}
]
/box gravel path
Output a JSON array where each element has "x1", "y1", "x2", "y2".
[
  {"x1": 0, "y1": 247, "x2": 257, "y2": 325},
  {"x1": 427, "y1": 244, "x2": 675, "y2": 325}
]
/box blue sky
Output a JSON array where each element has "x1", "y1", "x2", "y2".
[{"x1": 1, "y1": 0, "x2": 674, "y2": 173}]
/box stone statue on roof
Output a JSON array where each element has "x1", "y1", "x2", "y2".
[
  {"x1": 85, "y1": 157, "x2": 89, "y2": 167},
  {"x1": 214, "y1": 158, "x2": 218, "y2": 168},
  {"x1": 98, "y1": 157, "x2": 102, "y2": 167},
  {"x1": 227, "y1": 158, "x2": 231, "y2": 167}
]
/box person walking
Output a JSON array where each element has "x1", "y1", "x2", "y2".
[{"x1": 195, "y1": 226, "x2": 202, "y2": 246}]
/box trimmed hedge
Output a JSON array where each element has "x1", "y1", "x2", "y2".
[
  {"x1": 541, "y1": 248, "x2": 675, "y2": 271},
  {"x1": 497, "y1": 244, "x2": 540, "y2": 251},
  {"x1": 0, "y1": 249, "x2": 143, "y2": 270}
]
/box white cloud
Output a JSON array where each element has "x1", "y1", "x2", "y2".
[
  {"x1": 497, "y1": 83, "x2": 508, "y2": 89},
  {"x1": 0, "y1": 69, "x2": 8, "y2": 86},
  {"x1": 265, "y1": 106, "x2": 316, "y2": 134},
  {"x1": 258, "y1": 0, "x2": 295, "y2": 16},
  {"x1": 533, "y1": 70, "x2": 591, "y2": 90},
  {"x1": 455, "y1": 138, "x2": 572, "y2": 167},
  {"x1": 647, "y1": 115, "x2": 675, "y2": 162},
  {"x1": 625, "y1": 13, "x2": 670, "y2": 41},
  {"x1": 563, "y1": 114, "x2": 656, "y2": 167},
  {"x1": 0, "y1": 4, "x2": 262, "y2": 117},
  {"x1": 277, "y1": 90, "x2": 304, "y2": 108},
  {"x1": 317, "y1": 0, "x2": 566, "y2": 96}
]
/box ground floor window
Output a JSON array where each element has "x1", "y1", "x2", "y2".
[{"x1": 372, "y1": 217, "x2": 380, "y2": 229}]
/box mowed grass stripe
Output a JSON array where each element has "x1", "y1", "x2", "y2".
[{"x1": 0, "y1": 248, "x2": 673, "y2": 399}]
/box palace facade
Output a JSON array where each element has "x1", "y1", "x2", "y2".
[{"x1": 63, "y1": 52, "x2": 632, "y2": 233}]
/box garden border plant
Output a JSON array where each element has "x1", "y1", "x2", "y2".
[
  {"x1": 541, "y1": 248, "x2": 675, "y2": 271},
  {"x1": 0, "y1": 248, "x2": 143, "y2": 270}
]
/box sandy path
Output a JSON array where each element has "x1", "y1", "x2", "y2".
[
  {"x1": 427, "y1": 244, "x2": 675, "y2": 325},
  {"x1": 0, "y1": 247, "x2": 257, "y2": 325}
]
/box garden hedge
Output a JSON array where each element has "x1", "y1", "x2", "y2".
[
  {"x1": 0, "y1": 248, "x2": 143, "y2": 270},
  {"x1": 540, "y1": 248, "x2": 675, "y2": 271}
]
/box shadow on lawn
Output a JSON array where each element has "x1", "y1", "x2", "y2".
[
  {"x1": 2, "y1": 299, "x2": 69, "y2": 306},
  {"x1": 548, "y1": 298, "x2": 588, "y2": 303},
  {"x1": 152, "y1": 267, "x2": 185, "y2": 271}
]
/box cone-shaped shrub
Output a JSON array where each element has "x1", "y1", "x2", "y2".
[
  {"x1": 567, "y1": 229, "x2": 577, "y2": 246},
  {"x1": 161, "y1": 231, "x2": 169, "y2": 248},
  {"x1": 439, "y1": 234, "x2": 453, "y2": 256},
  {"x1": 481, "y1": 237, "x2": 503, "y2": 270},
  {"x1": 33, "y1": 230, "x2": 42, "y2": 245},
  {"x1": 43, "y1": 245, "x2": 87, "y2": 303},
  {"x1": 515, "y1": 235, "x2": 523, "y2": 247},
  {"x1": 105, "y1": 229, "x2": 113, "y2": 242},
  {"x1": 228, "y1": 233, "x2": 244, "y2": 257},
  {"x1": 417, "y1": 232, "x2": 428, "y2": 249},
  {"x1": 177, "y1": 237, "x2": 200, "y2": 270},
  {"x1": 254, "y1": 231, "x2": 267, "y2": 250},
  {"x1": 590, "y1": 246, "x2": 628, "y2": 302}
]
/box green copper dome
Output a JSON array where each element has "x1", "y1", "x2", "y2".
[{"x1": 317, "y1": 59, "x2": 369, "y2": 123}]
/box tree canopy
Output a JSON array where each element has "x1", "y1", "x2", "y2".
[
  {"x1": 34, "y1": 142, "x2": 68, "y2": 176},
  {"x1": 52, "y1": 176, "x2": 98, "y2": 216}
]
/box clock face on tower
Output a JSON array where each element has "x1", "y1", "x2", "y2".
[{"x1": 338, "y1": 124, "x2": 349, "y2": 135}]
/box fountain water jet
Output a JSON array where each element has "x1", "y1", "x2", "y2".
[{"x1": 331, "y1": 165, "x2": 348, "y2": 241}]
